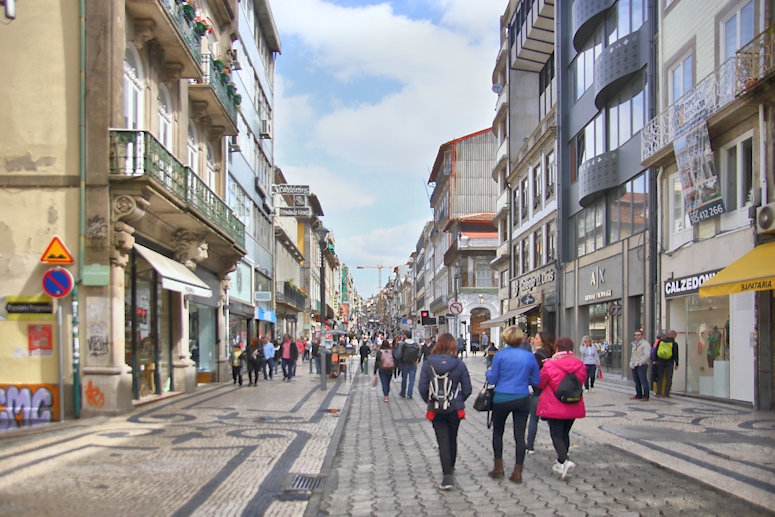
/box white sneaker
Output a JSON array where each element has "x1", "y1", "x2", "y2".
[
  {"x1": 561, "y1": 460, "x2": 576, "y2": 480},
  {"x1": 552, "y1": 461, "x2": 563, "y2": 475},
  {"x1": 527, "y1": 449, "x2": 536, "y2": 455},
  {"x1": 590, "y1": 387, "x2": 595, "y2": 392}
]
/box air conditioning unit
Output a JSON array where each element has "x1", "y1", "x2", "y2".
[
  {"x1": 259, "y1": 119, "x2": 271, "y2": 139},
  {"x1": 756, "y1": 202, "x2": 775, "y2": 234}
]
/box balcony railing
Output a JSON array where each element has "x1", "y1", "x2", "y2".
[
  {"x1": 109, "y1": 129, "x2": 245, "y2": 248},
  {"x1": 642, "y1": 24, "x2": 775, "y2": 163},
  {"x1": 202, "y1": 54, "x2": 238, "y2": 122},
  {"x1": 276, "y1": 281, "x2": 307, "y2": 311},
  {"x1": 162, "y1": 0, "x2": 203, "y2": 66}
]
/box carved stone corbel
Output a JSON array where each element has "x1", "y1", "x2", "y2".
[
  {"x1": 111, "y1": 221, "x2": 136, "y2": 268},
  {"x1": 190, "y1": 101, "x2": 210, "y2": 126},
  {"x1": 132, "y1": 19, "x2": 156, "y2": 50},
  {"x1": 162, "y1": 63, "x2": 184, "y2": 85},
  {"x1": 208, "y1": 125, "x2": 225, "y2": 142},
  {"x1": 113, "y1": 194, "x2": 150, "y2": 224},
  {"x1": 172, "y1": 229, "x2": 208, "y2": 270}
]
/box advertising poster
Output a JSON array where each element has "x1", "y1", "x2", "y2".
[
  {"x1": 28, "y1": 324, "x2": 53, "y2": 357},
  {"x1": 672, "y1": 93, "x2": 726, "y2": 224}
]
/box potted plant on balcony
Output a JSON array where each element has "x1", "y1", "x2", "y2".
[
  {"x1": 220, "y1": 67, "x2": 230, "y2": 84},
  {"x1": 193, "y1": 16, "x2": 213, "y2": 37},
  {"x1": 226, "y1": 82, "x2": 237, "y2": 97},
  {"x1": 232, "y1": 93, "x2": 242, "y2": 107},
  {"x1": 179, "y1": 0, "x2": 195, "y2": 21},
  {"x1": 212, "y1": 57, "x2": 226, "y2": 72}
]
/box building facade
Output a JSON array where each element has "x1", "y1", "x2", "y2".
[{"x1": 642, "y1": 0, "x2": 774, "y2": 407}]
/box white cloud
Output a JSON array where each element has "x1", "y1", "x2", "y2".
[{"x1": 270, "y1": 0, "x2": 504, "y2": 297}]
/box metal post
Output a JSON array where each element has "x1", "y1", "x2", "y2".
[
  {"x1": 319, "y1": 235, "x2": 327, "y2": 391},
  {"x1": 319, "y1": 346, "x2": 327, "y2": 391},
  {"x1": 56, "y1": 300, "x2": 64, "y2": 423}
]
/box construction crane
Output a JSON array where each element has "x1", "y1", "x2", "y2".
[{"x1": 356, "y1": 264, "x2": 388, "y2": 293}]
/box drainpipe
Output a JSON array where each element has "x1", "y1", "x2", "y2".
[
  {"x1": 71, "y1": 0, "x2": 87, "y2": 419},
  {"x1": 647, "y1": 0, "x2": 659, "y2": 344}
]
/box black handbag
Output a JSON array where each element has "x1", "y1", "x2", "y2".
[{"x1": 473, "y1": 381, "x2": 494, "y2": 412}]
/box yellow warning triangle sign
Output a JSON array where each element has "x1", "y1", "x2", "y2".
[{"x1": 40, "y1": 236, "x2": 74, "y2": 264}]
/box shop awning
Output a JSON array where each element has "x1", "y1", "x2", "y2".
[
  {"x1": 134, "y1": 244, "x2": 212, "y2": 298},
  {"x1": 699, "y1": 242, "x2": 775, "y2": 297},
  {"x1": 480, "y1": 303, "x2": 540, "y2": 327}
]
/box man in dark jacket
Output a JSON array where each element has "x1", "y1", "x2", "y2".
[
  {"x1": 359, "y1": 340, "x2": 371, "y2": 374},
  {"x1": 397, "y1": 330, "x2": 421, "y2": 398},
  {"x1": 654, "y1": 329, "x2": 679, "y2": 397}
]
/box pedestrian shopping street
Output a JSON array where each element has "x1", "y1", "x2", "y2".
[{"x1": 1, "y1": 354, "x2": 773, "y2": 516}]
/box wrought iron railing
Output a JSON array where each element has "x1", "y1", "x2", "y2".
[
  {"x1": 162, "y1": 0, "x2": 203, "y2": 65},
  {"x1": 109, "y1": 129, "x2": 245, "y2": 247},
  {"x1": 276, "y1": 281, "x2": 307, "y2": 310},
  {"x1": 642, "y1": 24, "x2": 775, "y2": 162},
  {"x1": 201, "y1": 54, "x2": 238, "y2": 122}
]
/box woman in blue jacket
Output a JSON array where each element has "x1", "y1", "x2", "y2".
[{"x1": 485, "y1": 325, "x2": 540, "y2": 483}]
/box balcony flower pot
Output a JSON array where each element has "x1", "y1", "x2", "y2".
[
  {"x1": 226, "y1": 83, "x2": 236, "y2": 96},
  {"x1": 193, "y1": 16, "x2": 213, "y2": 37},
  {"x1": 213, "y1": 58, "x2": 225, "y2": 72},
  {"x1": 220, "y1": 70, "x2": 230, "y2": 84},
  {"x1": 181, "y1": 2, "x2": 195, "y2": 21},
  {"x1": 232, "y1": 93, "x2": 242, "y2": 106}
]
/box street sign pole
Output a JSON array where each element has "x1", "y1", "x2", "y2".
[{"x1": 56, "y1": 299, "x2": 65, "y2": 423}]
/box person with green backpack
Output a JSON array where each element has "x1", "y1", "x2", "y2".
[{"x1": 654, "y1": 329, "x2": 679, "y2": 397}]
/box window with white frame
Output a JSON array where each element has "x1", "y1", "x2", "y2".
[
  {"x1": 521, "y1": 238, "x2": 530, "y2": 275},
  {"x1": 670, "y1": 54, "x2": 693, "y2": 104},
  {"x1": 533, "y1": 228, "x2": 543, "y2": 269},
  {"x1": 521, "y1": 177, "x2": 529, "y2": 220},
  {"x1": 669, "y1": 172, "x2": 692, "y2": 249},
  {"x1": 157, "y1": 83, "x2": 172, "y2": 149},
  {"x1": 206, "y1": 144, "x2": 218, "y2": 192},
  {"x1": 124, "y1": 46, "x2": 144, "y2": 130},
  {"x1": 533, "y1": 165, "x2": 542, "y2": 210},
  {"x1": 546, "y1": 221, "x2": 556, "y2": 262},
  {"x1": 721, "y1": 1, "x2": 755, "y2": 61},
  {"x1": 545, "y1": 151, "x2": 555, "y2": 199},
  {"x1": 187, "y1": 123, "x2": 199, "y2": 174},
  {"x1": 722, "y1": 134, "x2": 754, "y2": 212}
]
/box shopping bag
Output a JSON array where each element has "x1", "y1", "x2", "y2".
[{"x1": 598, "y1": 367, "x2": 604, "y2": 380}]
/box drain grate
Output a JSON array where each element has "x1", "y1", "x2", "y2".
[{"x1": 288, "y1": 474, "x2": 323, "y2": 491}]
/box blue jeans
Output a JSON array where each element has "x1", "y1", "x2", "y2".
[
  {"x1": 491, "y1": 395, "x2": 531, "y2": 465},
  {"x1": 313, "y1": 356, "x2": 320, "y2": 374},
  {"x1": 263, "y1": 358, "x2": 274, "y2": 379},
  {"x1": 632, "y1": 363, "x2": 649, "y2": 399},
  {"x1": 400, "y1": 363, "x2": 417, "y2": 397},
  {"x1": 378, "y1": 369, "x2": 392, "y2": 397},
  {"x1": 585, "y1": 364, "x2": 597, "y2": 389},
  {"x1": 282, "y1": 358, "x2": 293, "y2": 379},
  {"x1": 526, "y1": 393, "x2": 540, "y2": 449}
]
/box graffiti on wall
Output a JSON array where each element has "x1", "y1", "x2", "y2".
[
  {"x1": 86, "y1": 214, "x2": 108, "y2": 250},
  {"x1": 85, "y1": 380, "x2": 105, "y2": 408},
  {"x1": 87, "y1": 297, "x2": 110, "y2": 359},
  {"x1": 0, "y1": 384, "x2": 59, "y2": 430}
]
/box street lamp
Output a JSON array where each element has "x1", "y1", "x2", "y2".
[{"x1": 315, "y1": 225, "x2": 329, "y2": 391}]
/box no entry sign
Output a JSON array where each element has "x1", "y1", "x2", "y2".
[{"x1": 42, "y1": 267, "x2": 74, "y2": 298}]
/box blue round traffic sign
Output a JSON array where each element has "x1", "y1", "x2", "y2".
[{"x1": 42, "y1": 267, "x2": 74, "y2": 298}]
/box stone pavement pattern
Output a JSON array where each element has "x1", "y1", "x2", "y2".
[{"x1": 0, "y1": 355, "x2": 773, "y2": 517}]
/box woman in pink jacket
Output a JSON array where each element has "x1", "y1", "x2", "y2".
[{"x1": 536, "y1": 337, "x2": 586, "y2": 480}]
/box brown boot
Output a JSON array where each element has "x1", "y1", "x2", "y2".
[
  {"x1": 509, "y1": 464, "x2": 523, "y2": 483},
  {"x1": 488, "y1": 459, "x2": 504, "y2": 478}
]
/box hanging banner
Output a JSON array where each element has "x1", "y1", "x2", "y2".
[{"x1": 672, "y1": 93, "x2": 725, "y2": 225}]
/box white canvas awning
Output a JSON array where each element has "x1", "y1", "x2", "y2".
[{"x1": 134, "y1": 244, "x2": 211, "y2": 298}]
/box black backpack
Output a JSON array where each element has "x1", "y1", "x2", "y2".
[
  {"x1": 554, "y1": 372, "x2": 583, "y2": 404},
  {"x1": 402, "y1": 343, "x2": 420, "y2": 364}
]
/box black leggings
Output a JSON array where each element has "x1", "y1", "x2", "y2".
[
  {"x1": 491, "y1": 396, "x2": 530, "y2": 465},
  {"x1": 547, "y1": 418, "x2": 575, "y2": 463}
]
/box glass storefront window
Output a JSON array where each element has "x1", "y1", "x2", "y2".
[
  {"x1": 679, "y1": 294, "x2": 730, "y2": 397},
  {"x1": 190, "y1": 302, "x2": 217, "y2": 373},
  {"x1": 587, "y1": 301, "x2": 623, "y2": 377}
]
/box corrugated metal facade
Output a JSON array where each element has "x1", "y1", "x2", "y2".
[{"x1": 451, "y1": 130, "x2": 498, "y2": 218}]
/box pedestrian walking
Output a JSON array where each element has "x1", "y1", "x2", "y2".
[
  {"x1": 485, "y1": 326, "x2": 540, "y2": 483},
  {"x1": 261, "y1": 335, "x2": 275, "y2": 380},
  {"x1": 456, "y1": 335, "x2": 467, "y2": 358},
  {"x1": 246, "y1": 337, "x2": 262, "y2": 386},
  {"x1": 229, "y1": 344, "x2": 245, "y2": 386},
  {"x1": 579, "y1": 335, "x2": 601, "y2": 391},
  {"x1": 359, "y1": 339, "x2": 371, "y2": 374},
  {"x1": 630, "y1": 330, "x2": 651, "y2": 400},
  {"x1": 536, "y1": 337, "x2": 586, "y2": 480},
  {"x1": 273, "y1": 340, "x2": 281, "y2": 377},
  {"x1": 418, "y1": 333, "x2": 472, "y2": 491},
  {"x1": 374, "y1": 339, "x2": 395, "y2": 401},
  {"x1": 396, "y1": 330, "x2": 421, "y2": 398},
  {"x1": 654, "y1": 329, "x2": 679, "y2": 397},
  {"x1": 311, "y1": 339, "x2": 321, "y2": 374},
  {"x1": 526, "y1": 331, "x2": 555, "y2": 454},
  {"x1": 280, "y1": 334, "x2": 298, "y2": 381}
]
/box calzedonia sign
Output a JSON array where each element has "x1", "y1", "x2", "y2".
[{"x1": 664, "y1": 270, "x2": 721, "y2": 299}]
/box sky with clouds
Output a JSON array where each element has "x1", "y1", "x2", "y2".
[{"x1": 270, "y1": 0, "x2": 506, "y2": 298}]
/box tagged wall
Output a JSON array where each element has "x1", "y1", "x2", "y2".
[{"x1": 0, "y1": 384, "x2": 60, "y2": 430}]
